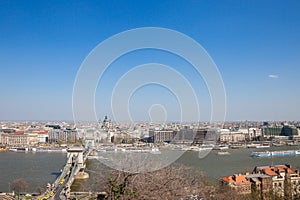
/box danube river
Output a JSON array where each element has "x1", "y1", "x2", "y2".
[
  {"x1": 0, "y1": 152, "x2": 66, "y2": 192},
  {"x1": 72, "y1": 145, "x2": 300, "y2": 191},
  {"x1": 2, "y1": 146, "x2": 300, "y2": 192}
]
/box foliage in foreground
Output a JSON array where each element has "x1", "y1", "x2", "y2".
[{"x1": 103, "y1": 165, "x2": 242, "y2": 200}]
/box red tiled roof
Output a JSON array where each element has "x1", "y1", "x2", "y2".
[
  {"x1": 38, "y1": 131, "x2": 48, "y2": 134},
  {"x1": 222, "y1": 175, "x2": 249, "y2": 184},
  {"x1": 235, "y1": 175, "x2": 248, "y2": 184},
  {"x1": 259, "y1": 165, "x2": 296, "y2": 176},
  {"x1": 263, "y1": 168, "x2": 278, "y2": 176},
  {"x1": 222, "y1": 176, "x2": 234, "y2": 183}
]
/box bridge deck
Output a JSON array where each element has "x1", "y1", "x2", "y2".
[{"x1": 37, "y1": 147, "x2": 92, "y2": 200}]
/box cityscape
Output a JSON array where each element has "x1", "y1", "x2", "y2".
[
  {"x1": 1, "y1": 1, "x2": 300, "y2": 200},
  {"x1": 2, "y1": 119, "x2": 300, "y2": 199}
]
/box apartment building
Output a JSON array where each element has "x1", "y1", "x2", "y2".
[{"x1": 221, "y1": 164, "x2": 300, "y2": 197}]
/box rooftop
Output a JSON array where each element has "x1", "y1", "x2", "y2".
[
  {"x1": 255, "y1": 164, "x2": 296, "y2": 176},
  {"x1": 222, "y1": 174, "x2": 250, "y2": 185}
]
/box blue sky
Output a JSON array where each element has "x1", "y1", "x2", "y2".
[{"x1": 0, "y1": 0, "x2": 300, "y2": 121}]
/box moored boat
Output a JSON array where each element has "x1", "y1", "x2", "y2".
[
  {"x1": 9, "y1": 147, "x2": 28, "y2": 152},
  {"x1": 217, "y1": 151, "x2": 230, "y2": 155},
  {"x1": 192, "y1": 144, "x2": 214, "y2": 151},
  {"x1": 287, "y1": 142, "x2": 298, "y2": 146},
  {"x1": 255, "y1": 143, "x2": 270, "y2": 148},
  {"x1": 272, "y1": 142, "x2": 284, "y2": 147},
  {"x1": 246, "y1": 143, "x2": 258, "y2": 148},
  {"x1": 213, "y1": 145, "x2": 229, "y2": 150},
  {"x1": 251, "y1": 151, "x2": 271, "y2": 157},
  {"x1": 230, "y1": 144, "x2": 244, "y2": 149},
  {"x1": 251, "y1": 150, "x2": 300, "y2": 157},
  {"x1": 271, "y1": 150, "x2": 295, "y2": 157},
  {"x1": 150, "y1": 148, "x2": 161, "y2": 154}
]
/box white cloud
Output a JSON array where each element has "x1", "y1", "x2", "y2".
[{"x1": 268, "y1": 74, "x2": 279, "y2": 79}]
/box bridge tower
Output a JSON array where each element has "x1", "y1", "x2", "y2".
[
  {"x1": 67, "y1": 147, "x2": 84, "y2": 168},
  {"x1": 85, "y1": 138, "x2": 95, "y2": 148},
  {"x1": 85, "y1": 129, "x2": 96, "y2": 148}
]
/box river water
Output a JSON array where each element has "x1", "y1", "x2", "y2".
[
  {"x1": 1, "y1": 146, "x2": 300, "y2": 192},
  {"x1": 72, "y1": 145, "x2": 300, "y2": 191},
  {"x1": 0, "y1": 152, "x2": 66, "y2": 193}
]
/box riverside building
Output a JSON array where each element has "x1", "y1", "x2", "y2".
[{"x1": 221, "y1": 164, "x2": 300, "y2": 197}]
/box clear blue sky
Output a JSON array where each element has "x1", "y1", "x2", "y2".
[{"x1": 0, "y1": 0, "x2": 300, "y2": 121}]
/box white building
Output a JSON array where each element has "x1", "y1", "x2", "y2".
[
  {"x1": 38, "y1": 132, "x2": 49, "y2": 143},
  {"x1": 219, "y1": 129, "x2": 245, "y2": 143}
]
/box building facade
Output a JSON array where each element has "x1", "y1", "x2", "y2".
[
  {"x1": 219, "y1": 130, "x2": 246, "y2": 143},
  {"x1": 262, "y1": 126, "x2": 298, "y2": 138},
  {"x1": 222, "y1": 164, "x2": 300, "y2": 197},
  {"x1": 48, "y1": 129, "x2": 78, "y2": 143},
  {"x1": 0, "y1": 133, "x2": 29, "y2": 146},
  {"x1": 149, "y1": 129, "x2": 176, "y2": 143}
]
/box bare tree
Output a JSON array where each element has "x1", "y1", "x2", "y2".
[
  {"x1": 213, "y1": 184, "x2": 256, "y2": 200},
  {"x1": 103, "y1": 164, "x2": 226, "y2": 200},
  {"x1": 11, "y1": 178, "x2": 28, "y2": 200}
]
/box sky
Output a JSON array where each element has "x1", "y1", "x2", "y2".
[{"x1": 0, "y1": 0, "x2": 300, "y2": 122}]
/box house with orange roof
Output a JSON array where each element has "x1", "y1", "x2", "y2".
[
  {"x1": 221, "y1": 164, "x2": 300, "y2": 197},
  {"x1": 253, "y1": 164, "x2": 300, "y2": 196},
  {"x1": 221, "y1": 174, "x2": 252, "y2": 194},
  {"x1": 253, "y1": 164, "x2": 300, "y2": 197}
]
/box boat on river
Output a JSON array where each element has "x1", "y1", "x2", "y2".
[
  {"x1": 213, "y1": 145, "x2": 229, "y2": 150},
  {"x1": 255, "y1": 143, "x2": 271, "y2": 148},
  {"x1": 97, "y1": 147, "x2": 161, "y2": 154},
  {"x1": 250, "y1": 151, "x2": 271, "y2": 157},
  {"x1": 251, "y1": 150, "x2": 300, "y2": 158},
  {"x1": 190, "y1": 144, "x2": 214, "y2": 152},
  {"x1": 217, "y1": 151, "x2": 230, "y2": 155}
]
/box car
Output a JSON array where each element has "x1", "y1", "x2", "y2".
[{"x1": 59, "y1": 178, "x2": 65, "y2": 185}]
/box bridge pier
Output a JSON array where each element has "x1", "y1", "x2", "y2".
[{"x1": 75, "y1": 171, "x2": 89, "y2": 179}]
